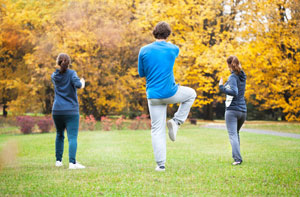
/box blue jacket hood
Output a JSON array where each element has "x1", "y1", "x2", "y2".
[{"x1": 238, "y1": 70, "x2": 246, "y2": 82}]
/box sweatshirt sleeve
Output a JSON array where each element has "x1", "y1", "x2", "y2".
[
  {"x1": 138, "y1": 49, "x2": 145, "y2": 77},
  {"x1": 219, "y1": 75, "x2": 238, "y2": 96},
  {"x1": 71, "y1": 71, "x2": 82, "y2": 89}
]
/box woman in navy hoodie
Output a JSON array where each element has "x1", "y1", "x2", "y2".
[
  {"x1": 51, "y1": 53, "x2": 85, "y2": 169},
  {"x1": 219, "y1": 55, "x2": 247, "y2": 165}
]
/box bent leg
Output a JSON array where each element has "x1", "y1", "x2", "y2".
[{"x1": 163, "y1": 86, "x2": 196, "y2": 125}]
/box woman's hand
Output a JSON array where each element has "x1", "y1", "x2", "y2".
[
  {"x1": 219, "y1": 77, "x2": 223, "y2": 86},
  {"x1": 80, "y1": 78, "x2": 85, "y2": 89}
]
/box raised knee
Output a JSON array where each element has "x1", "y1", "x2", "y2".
[{"x1": 192, "y1": 89, "x2": 197, "y2": 98}]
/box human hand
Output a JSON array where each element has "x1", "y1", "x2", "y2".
[
  {"x1": 80, "y1": 78, "x2": 85, "y2": 89},
  {"x1": 219, "y1": 77, "x2": 223, "y2": 86}
]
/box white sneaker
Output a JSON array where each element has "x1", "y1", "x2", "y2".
[
  {"x1": 167, "y1": 119, "x2": 179, "y2": 141},
  {"x1": 155, "y1": 166, "x2": 165, "y2": 172},
  {"x1": 55, "y1": 161, "x2": 63, "y2": 167},
  {"x1": 69, "y1": 162, "x2": 86, "y2": 169}
]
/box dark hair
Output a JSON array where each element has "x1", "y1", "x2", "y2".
[
  {"x1": 153, "y1": 21, "x2": 171, "y2": 39},
  {"x1": 227, "y1": 55, "x2": 241, "y2": 74},
  {"x1": 56, "y1": 53, "x2": 71, "y2": 73}
]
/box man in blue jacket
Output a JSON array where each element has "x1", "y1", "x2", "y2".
[{"x1": 138, "y1": 22, "x2": 197, "y2": 171}]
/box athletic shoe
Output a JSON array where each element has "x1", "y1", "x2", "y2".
[
  {"x1": 155, "y1": 166, "x2": 165, "y2": 172},
  {"x1": 232, "y1": 161, "x2": 242, "y2": 165},
  {"x1": 69, "y1": 162, "x2": 86, "y2": 169},
  {"x1": 55, "y1": 161, "x2": 63, "y2": 167},
  {"x1": 167, "y1": 119, "x2": 179, "y2": 141}
]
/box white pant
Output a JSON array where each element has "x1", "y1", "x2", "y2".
[{"x1": 147, "y1": 86, "x2": 197, "y2": 166}]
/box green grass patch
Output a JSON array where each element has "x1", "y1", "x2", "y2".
[
  {"x1": 244, "y1": 121, "x2": 300, "y2": 134},
  {"x1": 0, "y1": 127, "x2": 299, "y2": 196}
]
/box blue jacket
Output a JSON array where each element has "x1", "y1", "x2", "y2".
[
  {"x1": 219, "y1": 71, "x2": 247, "y2": 112},
  {"x1": 138, "y1": 41, "x2": 179, "y2": 99},
  {"x1": 51, "y1": 69, "x2": 82, "y2": 115}
]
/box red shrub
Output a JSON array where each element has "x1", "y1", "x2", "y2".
[
  {"x1": 129, "y1": 114, "x2": 151, "y2": 130},
  {"x1": 16, "y1": 116, "x2": 36, "y2": 134},
  {"x1": 84, "y1": 115, "x2": 96, "y2": 131},
  {"x1": 115, "y1": 116, "x2": 125, "y2": 130},
  {"x1": 37, "y1": 117, "x2": 53, "y2": 133},
  {"x1": 101, "y1": 116, "x2": 113, "y2": 131}
]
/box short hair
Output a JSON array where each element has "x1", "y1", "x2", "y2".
[
  {"x1": 152, "y1": 21, "x2": 171, "y2": 39},
  {"x1": 227, "y1": 55, "x2": 241, "y2": 74}
]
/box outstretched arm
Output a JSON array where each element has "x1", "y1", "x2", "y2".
[{"x1": 71, "y1": 71, "x2": 83, "y2": 89}]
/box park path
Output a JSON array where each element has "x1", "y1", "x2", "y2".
[{"x1": 202, "y1": 123, "x2": 300, "y2": 139}]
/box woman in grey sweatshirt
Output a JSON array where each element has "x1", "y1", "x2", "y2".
[{"x1": 219, "y1": 55, "x2": 247, "y2": 165}]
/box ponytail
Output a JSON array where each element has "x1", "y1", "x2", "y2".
[
  {"x1": 227, "y1": 55, "x2": 241, "y2": 74},
  {"x1": 56, "y1": 53, "x2": 71, "y2": 74}
]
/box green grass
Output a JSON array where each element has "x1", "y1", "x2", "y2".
[
  {"x1": 0, "y1": 127, "x2": 300, "y2": 196},
  {"x1": 244, "y1": 121, "x2": 300, "y2": 134}
]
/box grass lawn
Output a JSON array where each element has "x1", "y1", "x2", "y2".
[
  {"x1": 243, "y1": 121, "x2": 300, "y2": 134},
  {"x1": 0, "y1": 127, "x2": 300, "y2": 196},
  {"x1": 200, "y1": 120, "x2": 300, "y2": 134}
]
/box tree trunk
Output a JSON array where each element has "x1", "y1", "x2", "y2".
[
  {"x1": 3, "y1": 104, "x2": 8, "y2": 117},
  {"x1": 203, "y1": 103, "x2": 214, "y2": 120}
]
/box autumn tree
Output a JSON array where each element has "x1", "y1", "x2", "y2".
[
  {"x1": 134, "y1": 0, "x2": 244, "y2": 120},
  {"x1": 23, "y1": 0, "x2": 148, "y2": 119},
  {"x1": 236, "y1": 0, "x2": 300, "y2": 121}
]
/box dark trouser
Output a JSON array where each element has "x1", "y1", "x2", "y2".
[
  {"x1": 52, "y1": 114, "x2": 79, "y2": 164},
  {"x1": 225, "y1": 110, "x2": 246, "y2": 162}
]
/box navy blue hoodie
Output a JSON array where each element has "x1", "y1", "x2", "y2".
[
  {"x1": 51, "y1": 69, "x2": 82, "y2": 115},
  {"x1": 219, "y1": 70, "x2": 247, "y2": 112}
]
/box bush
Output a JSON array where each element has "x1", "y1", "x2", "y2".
[
  {"x1": 37, "y1": 117, "x2": 53, "y2": 133},
  {"x1": 189, "y1": 118, "x2": 197, "y2": 125},
  {"x1": 115, "y1": 116, "x2": 125, "y2": 130},
  {"x1": 101, "y1": 116, "x2": 113, "y2": 131},
  {"x1": 129, "y1": 114, "x2": 151, "y2": 130},
  {"x1": 84, "y1": 115, "x2": 97, "y2": 131},
  {"x1": 16, "y1": 116, "x2": 36, "y2": 134}
]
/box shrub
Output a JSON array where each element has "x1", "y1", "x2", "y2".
[
  {"x1": 101, "y1": 116, "x2": 113, "y2": 131},
  {"x1": 190, "y1": 118, "x2": 197, "y2": 125},
  {"x1": 83, "y1": 115, "x2": 97, "y2": 131},
  {"x1": 129, "y1": 114, "x2": 151, "y2": 130},
  {"x1": 37, "y1": 117, "x2": 53, "y2": 133},
  {"x1": 16, "y1": 116, "x2": 36, "y2": 134},
  {"x1": 115, "y1": 116, "x2": 125, "y2": 130}
]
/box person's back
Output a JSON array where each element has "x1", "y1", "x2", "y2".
[
  {"x1": 51, "y1": 53, "x2": 85, "y2": 170},
  {"x1": 138, "y1": 21, "x2": 196, "y2": 172},
  {"x1": 139, "y1": 41, "x2": 179, "y2": 99},
  {"x1": 51, "y1": 69, "x2": 82, "y2": 115}
]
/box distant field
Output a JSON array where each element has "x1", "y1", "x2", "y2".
[{"x1": 0, "y1": 127, "x2": 299, "y2": 196}]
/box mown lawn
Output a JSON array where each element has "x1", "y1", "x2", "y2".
[
  {"x1": 0, "y1": 127, "x2": 300, "y2": 196},
  {"x1": 244, "y1": 121, "x2": 300, "y2": 134}
]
